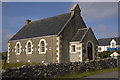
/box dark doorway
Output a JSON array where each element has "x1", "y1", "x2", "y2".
[{"x1": 87, "y1": 42, "x2": 93, "y2": 60}]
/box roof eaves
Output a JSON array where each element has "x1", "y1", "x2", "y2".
[
  {"x1": 57, "y1": 12, "x2": 72, "y2": 36},
  {"x1": 80, "y1": 27, "x2": 90, "y2": 43},
  {"x1": 9, "y1": 24, "x2": 28, "y2": 41},
  {"x1": 89, "y1": 28, "x2": 99, "y2": 44}
]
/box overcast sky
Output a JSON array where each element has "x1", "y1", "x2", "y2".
[{"x1": 2, "y1": 2, "x2": 118, "y2": 52}]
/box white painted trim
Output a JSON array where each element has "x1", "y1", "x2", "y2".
[
  {"x1": 28, "y1": 60, "x2": 30, "y2": 63},
  {"x1": 69, "y1": 41, "x2": 80, "y2": 43},
  {"x1": 78, "y1": 28, "x2": 88, "y2": 30},
  {"x1": 78, "y1": 43, "x2": 82, "y2": 62},
  {"x1": 7, "y1": 61, "x2": 9, "y2": 63},
  {"x1": 56, "y1": 37, "x2": 60, "y2": 63},
  {"x1": 38, "y1": 39, "x2": 47, "y2": 54},
  {"x1": 25, "y1": 40, "x2": 33, "y2": 54},
  {"x1": 110, "y1": 39, "x2": 116, "y2": 48},
  {"x1": 7, "y1": 43, "x2": 10, "y2": 63},
  {"x1": 15, "y1": 42, "x2": 22, "y2": 55},
  {"x1": 17, "y1": 60, "x2": 19, "y2": 62}
]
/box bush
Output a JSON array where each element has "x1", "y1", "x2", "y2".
[{"x1": 98, "y1": 51, "x2": 116, "y2": 58}]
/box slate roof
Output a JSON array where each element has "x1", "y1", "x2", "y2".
[
  {"x1": 10, "y1": 12, "x2": 71, "y2": 40},
  {"x1": 98, "y1": 37, "x2": 120, "y2": 46},
  {"x1": 71, "y1": 28, "x2": 88, "y2": 42}
]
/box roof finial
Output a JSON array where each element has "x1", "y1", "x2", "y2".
[
  {"x1": 25, "y1": 19, "x2": 31, "y2": 25},
  {"x1": 71, "y1": 4, "x2": 81, "y2": 11},
  {"x1": 71, "y1": 4, "x2": 81, "y2": 16}
]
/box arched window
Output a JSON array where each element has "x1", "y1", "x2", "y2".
[
  {"x1": 41, "y1": 41, "x2": 45, "y2": 52},
  {"x1": 28, "y1": 42, "x2": 31, "y2": 53},
  {"x1": 98, "y1": 47, "x2": 101, "y2": 51},
  {"x1": 25, "y1": 40, "x2": 33, "y2": 54},
  {"x1": 87, "y1": 42, "x2": 93, "y2": 60},
  {"x1": 15, "y1": 42, "x2": 22, "y2": 55},
  {"x1": 38, "y1": 39, "x2": 47, "y2": 54},
  {"x1": 17, "y1": 43, "x2": 20, "y2": 53}
]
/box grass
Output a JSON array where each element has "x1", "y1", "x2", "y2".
[
  {"x1": 4, "y1": 63, "x2": 33, "y2": 69},
  {"x1": 2, "y1": 59, "x2": 37, "y2": 69},
  {"x1": 57, "y1": 67, "x2": 120, "y2": 78}
]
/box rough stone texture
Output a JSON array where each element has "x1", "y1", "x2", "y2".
[
  {"x1": 2, "y1": 58, "x2": 118, "y2": 79},
  {"x1": 8, "y1": 35, "x2": 58, "y2": 63}
]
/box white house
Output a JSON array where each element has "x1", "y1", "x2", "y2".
[
  {"x1": 110, "y1": 52, "x2": 120, "y2": 59},
  {"x1": 98, "y1": 37, "x2": 120, "y2": 52}
]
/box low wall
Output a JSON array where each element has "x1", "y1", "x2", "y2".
[{"x1": 2, "y1": 58, "x2": 118, "y2": 79}]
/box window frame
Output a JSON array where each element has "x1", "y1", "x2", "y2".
[
  {"x1": 41, "y1": 41, "x2": 45, "y2": 53},
  {"x1": 17, "y1": 43, "x2": 20, "y2": 53},
  {"x1": 26, "y1": 40, "x2": 33, "y2": 54},
  {"x1": 112, "y1": 42, "x2": 115, "y2": 48},
  {"x1": 98, "y1": 47, "x2": 101, "y2": 51},
  {"x1": 15, "y1": 42, "x2": 22, "y2": 55},
  {"x1": 28, "y1": 42, "x2": 32, "y2": 53},
  {"x1": 38, "y1": 39, "x2": 47, "y2": 54},
  {"x1": 71, "y1": 44, "x2": 76, "y2": 53}
]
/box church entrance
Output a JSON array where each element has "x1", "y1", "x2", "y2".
[{"x1": 87, "y1": 42, "x2": 93, "y2": 60}]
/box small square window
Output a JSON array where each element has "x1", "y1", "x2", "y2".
[{"x1": 72, "y1": 45, "x2": 76, "y2": 53}]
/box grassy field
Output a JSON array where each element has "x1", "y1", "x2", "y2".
[
  {"x1": 2, "y1": 60, "x2": 36, "y2": 69},
  {"x1": 57, "y1": 67, "x2": 120, "y2": 78}
]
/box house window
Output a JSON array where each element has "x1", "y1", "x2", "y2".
[
  {"x1": 38, "y1": 39, "x2": 47, "y2": 54},
  {"x1": 17, "y1": 43, "x2": 20, "y2": 53},
  {"x1": 26, "y1": 40, "x2": 33, "y2": 54},
  {"x1": 28, "y1": 42, "x2": 31, "y2": 53},
  {"x1": 98, "y1": 47, "x2": 101, "y2": 51},
  {"x1": 72, "y1": 45, "x2": 76, "y2": 53},
  {"x1": 41, "y1": 41, "x2": 45, "y2": 52},
  {"x1": 112, "y1": 42, "x2": 115, "y2": 48},
  {"x1": 15, "y1": 42, "x2": 21, "y2": 55}
]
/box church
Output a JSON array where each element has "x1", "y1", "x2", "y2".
[{"x1": 7, "y1": 4, "x2": 98, "y2": 63}]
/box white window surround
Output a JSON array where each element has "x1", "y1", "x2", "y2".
[
  {"x1": 38, "y1": 39, "x2": 47, "y2": 54},
  {"x1": 15, "y1": 42, "x2": 22, "y2": 55},
  {"x1": 28, "y1": 60, "x2": 30, "y2": 63},
  {"x1": 17, "y1": 60, "x2": 19, "y2": 62},
  {"x1": 25, "y1": 40, "x2": 33, "y2": 54}
]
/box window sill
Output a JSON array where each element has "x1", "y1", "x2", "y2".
[
  {"x1": 71, "y1": 52, "x2": 76, "y2": 54},
  {"x1": 15, "y1": 53, "x2": 20, "y2": 55},
  {"x1": 39, "y1": 52, "x2": 46, "y2": 54},
  {"x1": 27, "y1": 52, "x2": 32, "y2": 54}
]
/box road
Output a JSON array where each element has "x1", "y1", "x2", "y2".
[{"x1": 85, "y1": 71, "x2": 119, "y2": 78}]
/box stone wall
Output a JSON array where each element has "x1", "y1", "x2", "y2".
[{"x1": 2, "y1": 58, "x2": 118, "y2": 79}]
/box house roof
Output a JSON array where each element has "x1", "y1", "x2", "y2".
[
  {"x1": 71, "y1": 28, "x2": 88, "y2": 42},
  {"x1": 10, "y1": 12, "x2": 71, "y2": 40},
  {"x1": 98, "y1": 37, "x2": 120, "y2": 46}
]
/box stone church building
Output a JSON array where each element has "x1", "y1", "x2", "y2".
[{"x1": 7, "y1": 4, "x2": 98, "y2": 63}]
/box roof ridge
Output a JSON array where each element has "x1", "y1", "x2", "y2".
[
  {"x1": 30, "y1": 12, "x2": 71, "y2": 24},
  {"x1": 80, "y1": 27, "x2": 90, "y2": 43},
  {"x1": 98, "y1": 36, "x2": 120, "y2": 40},
  {"x1": 78, "y1": 28, "x2": 88, "y2": 30}
]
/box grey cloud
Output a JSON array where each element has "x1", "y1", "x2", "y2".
[
  {"x1": 92, "y1": 24, "x2": 118, "y2": 38},
  {"x1": 78, "y1": 2, "x2": 118, "y2": 20}
]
